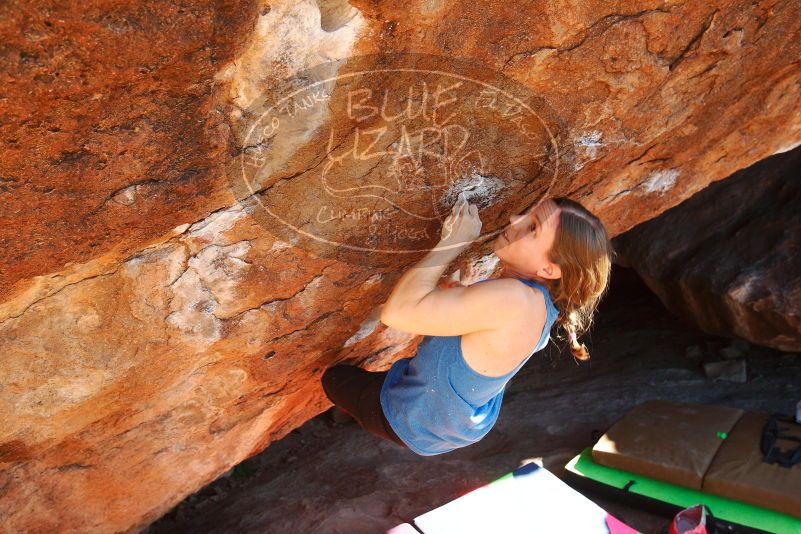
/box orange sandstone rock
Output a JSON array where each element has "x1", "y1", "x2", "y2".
[{"x1": 0, "y1": 0, "x2": 799, "y2": 531}]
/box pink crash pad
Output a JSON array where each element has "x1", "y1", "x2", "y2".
[{"x1": 386, "y1": 523, "x2": 420, "y2": 533}]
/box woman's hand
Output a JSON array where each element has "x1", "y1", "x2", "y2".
[{"x1": 438, "y1": 194, "x2": 482, "y2": 252}]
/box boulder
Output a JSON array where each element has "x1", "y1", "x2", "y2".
[
  {"x1": 614, "y1": 146, "x2": 801, "y2": 351},
  {"x1": 1, "y1": 0, "x2": 800, "y2": 531}
]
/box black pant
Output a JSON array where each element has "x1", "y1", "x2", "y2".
[{"x1": 321, "y1": 364, "x2": 407, "y2": 448}]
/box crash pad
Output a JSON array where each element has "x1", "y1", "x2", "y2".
[
  {"x1": 386, "y1": 523, "x2": 420, "y2": 533},
  {"x1": 566, "y1": 448, "x2": 801, "y2": 534},
  {"x1": 703, "y1": 411, "x2": 801, "y2": 519},
  {"x1": 411, "y1": 462, "x2": 637, "y2": 534},
  {"x1": 591, "y1": 400, "x2": 743, "y2": 490}
]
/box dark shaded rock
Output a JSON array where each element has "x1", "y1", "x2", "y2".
[
  {"x1": 703, "y1": 359, "x2": 748, "y2": 383},
  {"x1": 614, "y1": 146, "x2": 801, "y2": 351}
]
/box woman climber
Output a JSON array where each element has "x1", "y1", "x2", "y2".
[{"x1": 321, "y1": 195, "x2": 614, "y2": 455}]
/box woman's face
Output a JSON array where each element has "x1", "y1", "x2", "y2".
[{"x1": 493, "y1": 198, "x2": 562, "y2": 280}]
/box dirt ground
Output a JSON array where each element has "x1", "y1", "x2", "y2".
[{"x1": 146, "y1": 267, "x2": 801, "y2": 533}]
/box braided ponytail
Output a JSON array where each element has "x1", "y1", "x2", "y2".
[
  {"x1": 547, "y1": 197, "x2": 614, "y2": 362},
  {"x1": 565, "y1": 311, "x2": 590, "y2": 361}
]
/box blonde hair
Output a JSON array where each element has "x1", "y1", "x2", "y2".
[{"x1": 543, "y1": 197, "x2": 614, "y2": 361}]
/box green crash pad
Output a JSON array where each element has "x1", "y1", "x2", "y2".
[
  {"x1": 565, "y1": 447, "x2": 801, "y2": 534},
  {"x1": 588, "y1": 400, "x2": 801, "y2": 520},
  {"x1": 567, "y1": 448, "x2": 801, "y2": 533}
]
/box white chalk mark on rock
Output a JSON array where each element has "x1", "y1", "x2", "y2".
[
  {"x1": 576, "y1": 131, "x2": 604, "y2": 148},
  {"x1": 188, "y1": 205, "x2": 246, "y2": 241},
  {"x1": 361, "y1": 273, "x2": 383, "y2": 288},
  {"x1": 460, "y1": 252, "x2": 501, "y2": 285},
  {"x1": 641, "y1": 168, "x2": 679, "y2": 194},
  {"x1": 574, "y1": 131, "x2": 605, "y2": 171},
  {"x1": 441, "y1": 171, "x2": 504, "y2": 210},
  {"x1": 270, "y1": 240, "x2": 293, "y2": 252},
  {"x1": 342, "y1": 316, "x2": 381, "y2": 348}
]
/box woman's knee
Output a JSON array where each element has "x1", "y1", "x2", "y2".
[
  {"x1": 321, "y1": 364, "x2": 358, "y2": 399},
  {"x1": 321, "y1": 366, "x2": 340, "y2": 398}
]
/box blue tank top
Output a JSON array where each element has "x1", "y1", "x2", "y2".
[{"x1": 379, "y1": 277, "x2": 560, "y2": 456}]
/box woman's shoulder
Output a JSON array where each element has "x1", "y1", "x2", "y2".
[
  {"x1": 468, "y1": 278, "x2": 540, "y2": 307},
  {"x1": 470, "y1": 277, "x2": 551, "y2": 321},
  {"x1": 472, "y1": 277, "x2": 552, "y2": 303},
  {"x1": 510, "y1": 278, "x2": 559, "y2": 316}
]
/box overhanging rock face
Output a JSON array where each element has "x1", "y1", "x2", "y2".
[{"x1": 1, "y1": 0, "x2": 800, "y2": 531}]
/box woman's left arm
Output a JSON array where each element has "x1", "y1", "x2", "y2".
[
  {"x1": 381, "y1": 195, "x2": 475, "y2": 315},
  {"x1": 379, "y1": 197, "x2": 526, "y2": 336},
  {"x1": 380, "y1": 237, "x2": 464, "y2": 316}
]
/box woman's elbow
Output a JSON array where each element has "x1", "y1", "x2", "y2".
[
  {"x1": 379, "y1": 305, "x2": 396, "y2": 327},
  {"x1": 379, "y1": 304, "x2": 409, "y2": 329}
]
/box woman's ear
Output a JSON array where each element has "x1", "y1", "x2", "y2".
[{"x1": 538, "y1": 262, "x2": 561, "y2": 280}]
